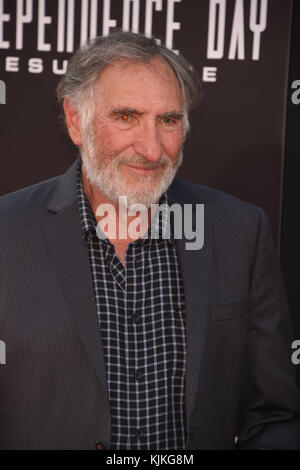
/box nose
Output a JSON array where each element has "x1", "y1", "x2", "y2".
[{"x1": 133, "y1": 119, "x2": 163, "y2": 162}]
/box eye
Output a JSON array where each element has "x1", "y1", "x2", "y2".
[
  {"x1": 160, "y1": 116, "x2": 179, "y2": 127},
  {"x1": 120, "y1": 113, "x2": 132, "y2": 122},
  {"x1": 162, "y1": 117, "x2": 173, "y2": 125},
  {"x1": 112, "y1": 112, "x2": 136, "y2": 130}
]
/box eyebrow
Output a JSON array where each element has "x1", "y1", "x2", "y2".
[
  {"x1": 108, "y1": 107, "x2": 184, "y2": 120},
  {"x1": 160, "y1": 111, "x2": 184, "y2": 120}
]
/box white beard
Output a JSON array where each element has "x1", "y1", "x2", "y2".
[{"x1": 79, "y1": 124, "x2": 183, "y2": 208}]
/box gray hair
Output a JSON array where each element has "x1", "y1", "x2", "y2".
[{"x1": 57, "y1": 31, "x2": 200, "y2": 136}]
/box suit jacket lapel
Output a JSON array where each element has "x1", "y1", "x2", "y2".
[
  {"x1": 41, "y1": 158, "x2": 110, "y2": 409},
  {"x1": 168, "y1": 181, "x2": 212, "y2": 433}
]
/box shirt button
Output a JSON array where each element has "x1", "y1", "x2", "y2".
[
  {"x1": 135, "y1": 369, "x2": 144, "y2": 381},
  {"x1": 135, "y1": 429, "x2": 144, "y2": 440},
  {"x1": 95, "y1": 441, "x2": 107, "y2": 450},
  {"x1": 132, "y1": 312, "x2": 141, "y2": 323}
]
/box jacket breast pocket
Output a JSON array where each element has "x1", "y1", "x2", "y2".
[{"x1": 209, "y1": 300, "x2": 250, "y2": 323}]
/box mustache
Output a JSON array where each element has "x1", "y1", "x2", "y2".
[{"x1": 118, "y1": 156, "x2": 170, "y2": 169}]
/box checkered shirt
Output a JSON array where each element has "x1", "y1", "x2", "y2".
[{"x1": 77, "y1": 160, "x2": 187, "y2": 450}]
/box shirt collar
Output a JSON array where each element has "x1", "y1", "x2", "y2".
[{"x1": 77, "y1": 160, "x2": 98, "y2": 240}]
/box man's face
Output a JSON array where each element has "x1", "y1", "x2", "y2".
[{"x1": 77, "y1": 57, "x2": 184, "y2": 207}]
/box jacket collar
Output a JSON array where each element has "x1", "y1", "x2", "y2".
[{"x1": 46, "y1": 157, "x2": 79, "y2": 213}]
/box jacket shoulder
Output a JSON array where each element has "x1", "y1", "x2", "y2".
[
  {"x1": 170, "y1": 177, "x2": 263, "y2": 219},
  {"x1": 0, "y1": 176, "x2": 60, "y2": 221}
]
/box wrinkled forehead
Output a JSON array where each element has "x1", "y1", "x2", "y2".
[{"x1": 93, "y1": 56, "x2": 183, "y2": 103}]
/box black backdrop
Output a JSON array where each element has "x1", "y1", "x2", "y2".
[
  {"x1": 0, "y1": 0, "x2": 299, "y2": 380},
  {"x1": 281, "y1": 0, "x2": 300, "y2": 384}
]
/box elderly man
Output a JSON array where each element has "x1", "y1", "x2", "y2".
[{"x1": 0, "y1": 32, "x2": 299, "y2": 450}]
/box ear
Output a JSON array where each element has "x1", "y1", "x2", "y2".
[{"x1": 63, "y1": 98, "x2": 82, "y2": 146}]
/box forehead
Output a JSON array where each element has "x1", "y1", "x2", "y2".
[{"x1": 93, "y1": 57, "x2": 183, "y2": 111}]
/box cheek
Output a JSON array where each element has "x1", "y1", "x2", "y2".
[
  {"x1": 162, "y1": 132, "x2": 183, "y2": 158},
  {"x1": 94, "y1": 126, "x2": 135, "y2": 156}
]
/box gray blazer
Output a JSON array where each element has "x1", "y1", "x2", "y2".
[{"x1": 0, "y1": 158, "x2": 299, "y2": 449}]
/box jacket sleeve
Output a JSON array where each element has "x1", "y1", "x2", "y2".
[{"x1": 236, "y1": 208, "x2": 300, "y2": 450}]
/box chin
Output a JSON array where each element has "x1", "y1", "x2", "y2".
[{"x1": 82, "y1": 154, "x2": 177, "y2": 207}]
